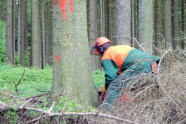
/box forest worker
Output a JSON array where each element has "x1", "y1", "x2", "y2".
[{"x1": 91, "y1": 37, "x2": 159, "y2": 111}]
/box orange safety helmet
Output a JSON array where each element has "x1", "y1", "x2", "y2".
[{"x1": 92, "y1": 37, "x2": 111, "y2": 54}]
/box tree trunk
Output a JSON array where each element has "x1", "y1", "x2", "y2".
[
  {"x1": 52, "y1": 1, "x2": 98, "y2": 106},
  {"x1": 45, "y1": 1, "x2": 53, "y2": 66},
  {"x1": 184, "y1": 2, "x2": 186, "y2": 43},
  {"x1": 131, "y1": 0, "x2": 134, "y2": 47},
  {"x1": 134, "y1": 0, "x2": 139, "y2": 48},
  {"x1": 6, "y1": 0, "x2": 14, "y2": 64},
  {"x1": 181, "y1": 0, "x2": 185, "y2": 49},
  {"x1": 47, "y1": 2, "x2": 53, "y2": 66},
  {"x1": 24, "y1": 0, "x2": 28, "y2": 51},
  {"x1": 31, "y1": 0, "x2": 41, "y2": 68},
  {"x1": 40, "y1": 0, "x2": 45, "y2": 69},
  {"x1": 109, "y1": 0, "x2": 116, "y2": 44},
  {"x1": 88, "y1": 0, "x2": 101, "y2": 71},
  {"x1": 114, "y1": 0, "x2": 131, "y2": 45},
  {"x1": 172, "y1": 0, "x2": 180, "y2": 49},
  {"x1": 18, "y1": 0, "x2": 20, "y2": 57},
  {"x1": 12, "y1": 0, "x2": 15, "y2": 64},
  {"x1": 19, "y1": 0, "x2": 25, "y2": 65},
  {"x1": 100, "y1": 0, "x2": 106, "y2": 36},
  {"x1": 138, "y1": 0, "x2": 153, "y2": 54},
  {"x1": 106, "y1": 0, "x2": 111, "y2": 39},
  {"x1": 0, "y1": 0, "x2": 2, "y2": 40},
  {"x1": 45, "y1": 2, "x2": 49, "y2": 65},
  {"x1": 0, "y1": 0, "x2": 1, "y2": 21},
  {"x1": 164, "y1": 0, "x2": 172, "y2": 50},
  {"x1": 155, "y1": 0, "x2": 163, "y2": 56}
]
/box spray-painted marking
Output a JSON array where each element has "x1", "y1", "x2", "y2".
[{"x1": 52, "y1": 0, "x2": 74, "y2": 20}]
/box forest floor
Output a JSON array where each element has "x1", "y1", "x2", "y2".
[
  {"x1": 0, "y1": 64, "x2": 102, "y2": 123},
  {"x1": 0, "y1": 50, "x2": 185, "y2": 124}
]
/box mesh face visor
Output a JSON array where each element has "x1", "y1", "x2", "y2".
[{"x1": 90, "y1": 46, "x2": 98, "y2": 55}]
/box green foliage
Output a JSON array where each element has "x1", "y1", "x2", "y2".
[
  {"x1": 0, "y1": 64, "x2": 97, "y2": 122},
  {"x1": 24, "y1": 46, "x2": 31, "y2": 66},
  {"x1": 93, "y1": 69, "x2": 105, "y2": 88},
  {"x1": 0, "y1": 64, "x2": 97, "y2": 110},
  {"x1": 0, "y1": 21, "x2": 6, "y2": 64},
  {"x1": 54, "y1": 97, "x2": 96, "y2": 113},
  {"x1": 0, "y1": 64, "x2": 52, "y2": 98},
  {"x1": 15, "y1": 52, "x2": 20, "y2": 65},
  {"x1": 2, "y1": 111, "x2": 21, "y2": 123}
]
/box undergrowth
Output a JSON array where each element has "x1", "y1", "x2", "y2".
[
  {"x1": 0, "y1": 21, "x2": 6, "y2": 64},
  {"x1": 0, "y1": 64, "x2": 103, "y2": 123},
  {"x1": 0, "y1": 64, "x2": 52, "y2": 98}
]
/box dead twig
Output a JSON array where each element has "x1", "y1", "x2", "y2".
[
  {"x1": 13, "y1": 69, "x2": 25, "y2": 92},
  {"x1": 26, "y1": 93, "x2": 49, "y2": 100},
  {"x1": 47, "y1": 101, "x2": 55, "y2": 114},
  {"x1": 156, "y1": 50, "x2": 186, "y2": 116},
  {"x1": 19, "y1": 98, "x2": 33, "y2": 109},
  {"x1": 26, "y1": 115, "x2": 43, "y2": 124}
]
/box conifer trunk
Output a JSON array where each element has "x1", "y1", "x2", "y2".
[
  {"x1": 31, "y1": 0, "x2": 41, "y2": 68},
  {"x1": 114, "y1": 0, "x2": 131, "y2": 45},
  {"x1": 88, "y1": 0, "x2": 101, "y2": 71},
  {"x1": 139, "y1": 0, "x2": 153, "y2": 53},
  {"x1": 6, "y1": 0, "x2": 15, "y2": 64},
  {"x1": 172, "y1": 0, "x2": 180, "y2": 49},
  {"x1": 155, "y1": 0, "x2": 163, "y2": 56},
  {"x1": 164, "y1": 0, "x2": 172, "y2": 49}
]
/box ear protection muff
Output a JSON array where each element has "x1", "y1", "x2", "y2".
[{"x1": 96, "y1": 42, "x2": 104, "y2": 54}]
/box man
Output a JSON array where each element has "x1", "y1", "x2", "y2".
[{"x1": 91, "y1": 37, "x2": 159, "y2": 111}]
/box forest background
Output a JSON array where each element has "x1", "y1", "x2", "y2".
[{"x1": 0, "y1": 0, "x2": 185, "y2": 123}]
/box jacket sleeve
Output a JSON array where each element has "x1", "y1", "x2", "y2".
[{"x1": 102, "y1": 59, "x2": 119, "y2": 89}]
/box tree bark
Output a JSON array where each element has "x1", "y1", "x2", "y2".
[
  {"x1": 48, "y1": 2, "x2": 53, "y2": 66},
  {"x1": 155, "y1": 0, "x2": 163, "y2": 56},
  {"x1": 6, "y1": 0, "x2": 15, "y2": 64},
  {"x1": 184, "y1": 2, "x2": 186, "y2": 43},
  {"x1": 45, "y1": 2, "x2": 49, "y2": 65},
  {"x1": 181, "y1": 0, "x2": 185, "y2": 49},
  {"x1": 131, "y1": 0, "x2": 134, "y2": 47},
  {"x1": 19, "y1": 0, "x2": 25, "y2": 65},
  {"x1": 40, "y1": 0, "x2": 45, "y2": 69},
  {"x1": 88, "y1": 0, "x2": 101, "y2": 71},
  {"x1": 133, "y1": 0, "x2": 139, "y2": 48},
  {"x1": 24, "y1": 0, "x2": 28, "y2": 51},
  {"x1": 164, "y1": 0, "x2": 172, "y2": 50},
  {"x1": 18, "y1": 0, "x2": 20, "y2": 57},
  {"x1": 52, "y1": 1, "x2": 98, "y2": 106},
  {"x1": 0, "y1": 0, "x2": 2, "y2": 40},
  {"x1": 12, "y1": 0, "x2": 15, "y2": 64},
  {"x1": 106, "y1": 0, "x2": 111, "y2": 39},
  {"x1": 109, "y1": 0, "x2": 116, "y2": 44},
  {"x1": 138, "y1": 0, "x2": 153, "y2": 54},
  {"x1": 114, "y1": 0, "x2": 131, "y2": 45},
  {"x1": 31, "y1": 0, "x2": 41, "y2": 68},
  {"x1": 0, "y1": 0, "x2": 1, "y2": 21},
  {"x1": 172, "y1": 0, "x2": 180, "y2": 49},
  {"x1": 100, "y1": 0, "x2": 106, "y2": 36}
]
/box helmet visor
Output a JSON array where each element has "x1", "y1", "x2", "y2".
[{"x1": 90, "y1": 46, "x2": 99, "y2": 55}]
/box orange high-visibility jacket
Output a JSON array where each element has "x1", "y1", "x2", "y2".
[{"x1": 101, "y1": 45, "x2": 159, "y2": 90}]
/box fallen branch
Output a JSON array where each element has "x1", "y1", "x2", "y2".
[
  {"x1": 0, "y1": 100, "x2": 135, "y2": 124},
  {"x1": 19, "y1": 98, "x2": 33, "y2": 109},
  {"x1": 157, "y1": 50, "x2": 186, "y2": 116},
  {"x1": 130, "y1": 84, "x2": 154, "y2": 102},
  {"x1": 26, "y1": 93, "x2": 49, "y2": 100},
  {"x1": 0, "y1": 101, "x2": 6, "y2": 107},
  {"x1": 47, "y1": 101, "x2": 55, "y2": 113}
]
